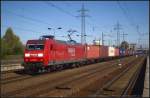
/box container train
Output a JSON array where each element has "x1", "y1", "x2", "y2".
[{"x1": 23, "y1": 35, "x2": 135, "y2": 73}]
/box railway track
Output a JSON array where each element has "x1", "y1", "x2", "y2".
[
  {"x1": 91, "y1": 56, "x2": 146, "y2": 97},
  {"x1": 1, "y1": 69, "x2": 33, "y2": 84},
  {"x1": 1, "y1": 56, "x2": 130, "y2": 84},
  {"x1": 0, "y1": 60, "x2": 114, "y2": 84},
  {"x1": 1, "y1": 56, "x2": 137, "y2": 97},
  {"x1": 40, "y1": 56, "x2": 143, "y2": 97},
  {"x1": 1, "y1": 75, "x2": 32, "y2": 84},
  {"x1": 121, "y1": 57, "x2": 146, "y2": 97}
]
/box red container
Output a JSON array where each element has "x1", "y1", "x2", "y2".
[
  {"x1": 114, "y1": 48, "x2": 119, "y2": 56},
  {"x1": 86, "y1": 45, "x2": 100, "y2": 59},
  {"x1": 100, "y1": 45, "x2": 108, "y2": 58}
]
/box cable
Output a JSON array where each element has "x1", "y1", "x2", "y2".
[
  {"x1": 44, "y1": 1, "x2": 99, "y2": 32},
  {"x1": 2, "y1": 24, "x2": 41, "y2": 33},
  {"x1": 117, "y1": 1, "x2": 137, "y2": 32},
  {"x1": 45, "y1": 1, "x2": 76, "y2": 18},
  {"x1": 5, "y1": 10, "x2": 53, "y2": 27}
]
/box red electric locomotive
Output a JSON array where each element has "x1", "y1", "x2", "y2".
[{"x1": 23, "y1": 35, "x2": 86, "y2": 73}]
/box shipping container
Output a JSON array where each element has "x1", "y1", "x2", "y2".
[
  {"x1": 119, "y1": 48, "x2": 126, "y2": 56},
  {"x1": 100, "y1": 45, "x2": 108, "y2": 58},
  {"x1": 86, "y1": 45, "x2": 100, "y2": 59},
  {"x1": 108, "y1": 47, "x2": 115, "y2": 56},
  {"x1": 114, "y1": 48, "x2": 119, "y2": 56}
]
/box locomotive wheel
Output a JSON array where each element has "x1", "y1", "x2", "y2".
[
  {"x1": 39, "y1": 67, "x2": 46, "y2": 73},
  {"x1": 46, "y1": 66, "x2": 51, "y2": 72},
  {"x1": 25, "y1": 69, "x2": 36, "y2": 75},
  {"x1": 75, "y1": 63, "x2": 80, "y2": 67},
  {"x1": 59, "y1": 65, "x2": 63, "y2": 70},
  {"x1": 63, "y1": 64, "x2": 70, "y2": 69},
  {"x1": 71, "y1": 63, "x2": 76, "y2": 68}
]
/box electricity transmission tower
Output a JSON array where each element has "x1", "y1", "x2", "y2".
[
  {"x1": 77, "y1": 4, "x2": 89, "y2": 44},
  {"x1": 136, "y1": 25, "x2": 149, "y2": 49},
  {"x1": 121, "y1": 32, "x2": 128, "y2": 42},
  {"x1": 136, "y1": 25, "x2": 142, "y2": 48},
  {"x1": 114, "y1": 22, "x2": 122, "y2": 47}
]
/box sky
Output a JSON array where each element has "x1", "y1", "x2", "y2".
[{"x1": 1, "y1": 1, "x2": 149, "y2": 48}]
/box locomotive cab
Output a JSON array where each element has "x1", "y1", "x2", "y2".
[
  {"x1": 23, "y1": 35, "x2": 54, "y2": 73},
  {"x1": 24, "y1": 43, "x2": 44, "y2": 62},
  {"x1": 23, "y1": 40, "x2": 46, "y2": 72}
]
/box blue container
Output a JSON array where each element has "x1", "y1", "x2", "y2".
[{"x1": 119, "y1": 48, "x2": 126, "y2": 56}]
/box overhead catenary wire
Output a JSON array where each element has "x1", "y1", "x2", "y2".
[
  {"x1": 4, "y1": 9, "x2": 53, "y2": 27},
  {"x1": 44, "y1": 1, "x2": 115, "y2": 44},
  {"x1": 44, "y1": 2, "x2": 98, "y2": 31},
  {"x1": 45, "y1": 2, "x2": 93, "y2": 43},
  {"x1": 2, "y1": 24, "x2": 41, "y2": 34},
  {"x1": 116, "y1": 1, "x2": 148, "y2": 48},
  {"x1": 44, "y1": 1, "x2": 76, "y2": 18},
  {"x1": 117, "y1": 1, "x2": 138, "y2": 32}
]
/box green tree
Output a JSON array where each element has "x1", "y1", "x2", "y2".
[
  {"x1": 1, "y1": 27, "x2": 24, "y2": 58},
  {"x1": 1, "y1": 38, "x2": 9, "y2": 57},
  {"x1": 120, "y1": 41, "x2": 129, "y2": 49}
]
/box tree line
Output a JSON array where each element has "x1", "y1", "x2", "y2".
[{"x1": 1, "y1": 27, "x2": 24, "y2": 59}]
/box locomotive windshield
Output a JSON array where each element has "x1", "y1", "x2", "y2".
[{"x1": 26, "y1": 44, "x2": 44, "y2": 50}]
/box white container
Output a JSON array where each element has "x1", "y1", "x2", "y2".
[{"x1": 108, "y1": 47, "x2": 115, "y2": 56}]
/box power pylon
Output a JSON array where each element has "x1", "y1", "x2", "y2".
[
  {"x1": 77, "y1": 4, "x2": 89, "y2": 44},
  {"x1": 114, "y1": 22, "x2": 122, "y2": 47},
  {"x1": 121, "y1": 32, "x2": 128, "y2": 42}
]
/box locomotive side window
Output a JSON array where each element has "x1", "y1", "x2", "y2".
[{"x1": 26, "y1": 44, "x2": 44, "y2": 50}]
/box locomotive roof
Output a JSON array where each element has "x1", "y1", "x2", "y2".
[
  {"x1": 27, "y1": 40, "x2": 45, "y2": 44},
  {"x1": 56, "y1": 40, "x2": 81, "y2": 45},
  {"x1": 27, "y1": 39, "x2": 81, "y2": 45}
]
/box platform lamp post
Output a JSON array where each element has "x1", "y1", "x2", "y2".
[{"x1": 48, "y1": 27, "x2": 62, "y2": 39}]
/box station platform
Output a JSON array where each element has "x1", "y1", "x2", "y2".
[{"x1": 143, "y1": 56, "x2": 149, "y2": 97}]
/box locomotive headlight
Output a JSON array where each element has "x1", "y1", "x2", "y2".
[
  {"x1": 25, "y1": 53, "x2": 30, "y2": 57},
  {"x1": 38, "y1": 53, "x2": 43, "y2": 57}
]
